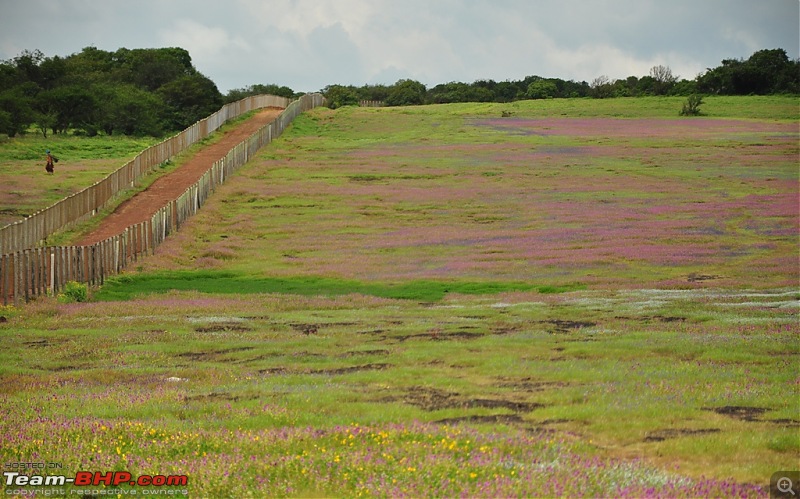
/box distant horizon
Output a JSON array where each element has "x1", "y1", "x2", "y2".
[
  {"x1": 1, "y1": 0, "x2": 797, "y2": 93},
  {"x1": 4, "y1": 45, "x2": 795, "y2": 97}
]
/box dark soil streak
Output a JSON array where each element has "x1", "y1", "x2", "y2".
[{"x1": 644, "y1": 428, "x2": 721, "y2": 442}]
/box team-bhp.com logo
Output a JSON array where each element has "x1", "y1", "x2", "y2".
[{"x1": 4, "y1": 470, "x2": 188, "y2": 487}]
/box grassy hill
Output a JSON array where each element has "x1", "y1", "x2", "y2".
[
  {"x1": 1, "y1": 96, "x2": 798, "y2": 497},
  {"x1": 111, "y1": 96, "x2": 798, "y2": 292}
]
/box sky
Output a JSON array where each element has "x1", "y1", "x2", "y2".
[{"x1": 0, "y1": 0, "x2": 798, "y2": 94}]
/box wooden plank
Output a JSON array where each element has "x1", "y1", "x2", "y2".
[
  {"x1": 23, "y1": 250, "x2": 29, "y2": 302},
  {"x1": 1, "y1": 254, "x2": 6, "y2": 306}
]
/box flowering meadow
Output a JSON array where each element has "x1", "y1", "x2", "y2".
[
  {"x1": 137, "y1": 97, "x2": 798, "y2": 290},
  {"x1": 3, "y1": 286, "x2": 795, "y2": 497},
  {"x1": 2, "y1": 96, "x2": 798, "y2": 497}
]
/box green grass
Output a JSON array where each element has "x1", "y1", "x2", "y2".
[
  {"x1": 0, "y1": 133, "x2": 160, "y2": 226},
  {"x1": 333, "y1": 95, "x2": 800, "y2": 120},
  {"x1": 1, "y1": 96, "x2": 797, "y2": 496},
  {"x1": 2, "y1": 286, "x2": 796, "y2": 494},
  {"x1": 0, "y1": 110, "x2": 261, "y2": 229},
  {"x1": 95, "y1": 270, "x2": 581, "y2": 301}
]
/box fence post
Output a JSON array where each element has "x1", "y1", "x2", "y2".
[
  {"x1": 13, "y1": 252, "x2": 19, "y2": 306},
  {"x1": 22, "y1": 250, "x2": 29, "y2": 303},
  {"x1": 1, "y1": 254, "x2": 6, "y2": 306}
]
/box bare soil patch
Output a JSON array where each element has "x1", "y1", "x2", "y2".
[
  {"x1": 687, "y1": 273, "x2": 723, "y2": 282},
  {"x1": 496, "y1": 377, "x2": 572, "y2": 392},
  {"x1": 400, "y1": 386, "x2": 543, "y2": 413},
  {"x1": 258, "y1": 363, "x2": 391, "y2": 376},
  {"x1": 542, "y1": 319, "x2": 597, "y2": 334},
  {"x1": 184, "y1": 392, "x2": 257, "y2": 403},
  {"x1": 644, "y1": 428, "x2": 721, "y2": 442},
  {"x1": 339, "y1": 349, "x2": 391, "y2": 357},
  {"x1": 435, "y1": 414, "x2": 524, "y2": 425},
  {"x1": 194, "y1": 323, "x2": 253, "y2": 333},
  {"x1": 176, "y1": 346, "x2": 255, "y2": 362},
  {"x1": 706, "y1": 405, "x2": 768, "y2": 422}
]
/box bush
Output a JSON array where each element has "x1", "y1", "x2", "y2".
[
  {"x1": 680, "y1": 94, "x2": 704, "y2": 116},
  {"x1": 58, "y1": 281, "x2": 88, "y2": 303}
]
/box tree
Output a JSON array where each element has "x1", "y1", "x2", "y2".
[
  {"x1": 0, "y1": 60, "x2": 17, "y2": 91},
  {"x1": 526, "y1": 79, "x2": 558, "y2": 99},
  {"x1": 0, "y1": 84, "x2": 37, "y2": 136},
  {"x1": 742, "y1": 48, "x2": 796, "y2": 94},
  {"x1": 95, "y1": 84, "x2": 165, "y2": 136},
  {"x1": 697, "y1": 49, "x2": 799, "y2": 95},
  {"x1": 561, "y1": 79, "x2": 591, "y2": 98},
  {"x1": 158, "y1": 73, "x2": 223, "y2": 130},
  {"x1": 63, "y1": 46, "x2": 118, "y2": 86},
  {"x1": 358, "y1": 84, "x2": 391, "y2": 102},
  {"x1": 38, "y1": 55, "x2": 67, "y2": 90},
  {"x1": 225, "y1": 83, "x2": 295, "y2": 103},
  {"x1": 427, "y1": 82, "x2": 468, "y2": 104},
  {"x1": 322, "y1": 84, "x2": 360, "y2": 109},
  {"x1": 385, "y1": 79, "x2": 426, "y2": 106},
  {"x1": 9, "y1": 49, "x2": 44, "y2": 86},
  {"x1": 649, "y1": 65, "x2": 677, "y2": 95},
  {"x1": 35, "y1": 85, "x2": 97, "y2": 135},
  {"x1": 427, "y1": 81, "x2": 493, "y2": 104},
  {"x1": 121, "y1": 47, "x2": 195, "y2": 92},
  {"x1": 34, "y1": 108, "x2": 57, "y2": 138},
  {"x1": 0, "y1": 109, "x2": 11, "y2": 135},
  {"x1": 590, "y1": 75, "x2": 614, "y2": 98},
  {"x1": 671, "y1": 78, "x2": 699, "y2": 96},
  {"x1": 493, "y1": 81, "x2": 520, "y2": 102}
]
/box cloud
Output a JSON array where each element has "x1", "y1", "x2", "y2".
[
  {"x1": 233, "y1": 0, "x2": 377, "y2": 38},
  {"x1": 0, "y1": 0, "x2": 796, "y2": 92},
  {"x1": 160, "y1": 19, "x2": 252, "y2": 64},
  {"x1": 306, "y1": 23, "x2": 365, "y2": 83}
]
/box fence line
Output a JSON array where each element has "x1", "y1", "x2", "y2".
[
  {"x1": 0, "y1": 94, "x2": 292, "y2": 256},
  {"x1": 0, "y1": 93, "x2": 326, "y2": 305},
  {"x1": 359, "y1": 100, "x2": 384, "y2": 107}
]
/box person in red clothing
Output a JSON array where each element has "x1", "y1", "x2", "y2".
[{"x1": 45, "y1": 149, "x2": 56, "y2": 174}]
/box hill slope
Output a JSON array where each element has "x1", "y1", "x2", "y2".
[{"x1": 128, "y1": 97, "x2": 798, "y2": 290}]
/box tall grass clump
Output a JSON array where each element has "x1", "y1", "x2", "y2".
[{"x1": 57, "y1": 281, "x2": 88, "y2": 303}]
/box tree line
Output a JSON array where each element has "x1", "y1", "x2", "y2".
[
  {"x1": 0, "y1": 46, "x2": 260, "y2": 138},
  {"x1": 323, "y1": 48, "x2": 799, "y2": 108},
  {"x1": 1, "y1": 47, "x2": 797, "y2": 137}
]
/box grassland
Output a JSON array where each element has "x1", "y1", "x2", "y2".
[
  {"x1": 1, "y1": 96, "x2": 798, "y2": 497},
  {"x1": 0, "y1": 110, "x2": 262, "y2": 230},
  {"x1": 0, "y1": 133, "x2": 159, "y2": 227}
]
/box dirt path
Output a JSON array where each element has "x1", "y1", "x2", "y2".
[{"x1": 77, "y1": 107, "x2": 284, "y2": 246}]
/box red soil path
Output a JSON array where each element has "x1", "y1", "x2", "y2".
[{"x1": 77, "y1": 107, "x2": 284, "y2": 246}]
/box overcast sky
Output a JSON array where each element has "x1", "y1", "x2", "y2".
[{"x1": 0, "y1": 0, "x2": 798, "y2": 93}]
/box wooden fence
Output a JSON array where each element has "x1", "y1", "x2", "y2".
[
  {"x1": 0, "y1": 94, "x2": 293, "y2": 256},
  {"x1": 0, "y1": 93, "x2": 326, "y2": 305}
]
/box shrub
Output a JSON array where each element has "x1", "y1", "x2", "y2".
[
  {"x1": 680, "y1": 94, "x2": 704, "y2": 116},
  {"x1": 58, "y1": 281, "x2": 88, "y2": 303}
]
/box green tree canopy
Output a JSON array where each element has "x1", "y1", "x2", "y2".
[
  {"x1": 0, "y1": 46, "x2": 224, "y2": 137},
  {"x1": 526, "y1": 79, "x2": 558, "y2": 99},
  {"x1": 158, "y1": 73, "x2": 223, "y2": 130},
  {"x1": 385, "y1": 79, "x2": 427, "y2": 106}
]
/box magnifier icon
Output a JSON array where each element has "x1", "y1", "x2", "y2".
[{"x1": 778, "y1": 477, "x2": 796, "y2": 496}]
